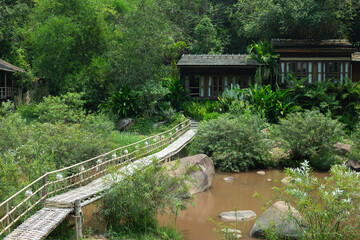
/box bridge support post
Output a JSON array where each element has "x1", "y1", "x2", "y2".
[
  {"x1": 74, "y1": 200, "x2": 83, "y2": 240},
  {"x1": 6, "y1": 202, "x2": 10, "y2": 234},
  {"x1": 42, "y1": 172, "x2": 48, "y2": 205}
]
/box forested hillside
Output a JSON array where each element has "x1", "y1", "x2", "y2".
[{"x1": 2, "y1": 0, "x2": 360, "y2": 110}]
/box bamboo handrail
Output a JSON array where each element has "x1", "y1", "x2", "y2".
[{"x1": 0, "y1": 119, "x2": 191, "y2": 235}]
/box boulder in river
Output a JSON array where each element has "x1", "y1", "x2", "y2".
[
  {"x1": 346, "y1": 158, "x2": 360, "y2": 172},
  {"x1": 257, "y1": 171, "x2": 266, "y2": 175},
  {"x1": 281, "y1": 177, "x2": 291, "y2": 185},
  {"x1": 117, "y1": 118, "x2": 135, "y2": 131},
  {"x1": 165, "y1": 154, "x2": 215, "y2": 195},
  {"x1": 220, "y1": 210, "x2": 257, "y2": 221},
  {"x1": 153, "y1": 120, "x2": 167, "y2": 129},
  {"x1": 224, "y1": 176, "x2": 235, "y2": 181},
  {"x1": 333, "y1": 142, "x2": 351, "y2": 156},
  {"x1": 221, "y1": 228, "x2": 242, "y2": 239},
  {"x1": 250, "y1": 201, "x2": 304, "y2": 239}
]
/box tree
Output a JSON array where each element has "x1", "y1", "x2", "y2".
[
  {"x1": 107, "y1": 1, "x2": 176, "y2": 89},
  {"x1": 189, "y1": 15, "x2": 222, "y2": 54},
  {"x1": 234, "y1": 0, "x2": 351, "y2": 40},
  {"x1": 247, "y1": 41, "x2": 279, "y2": 86},
  {"x1": 28, "y1": 0, "x2": 111, "y2": 95}
]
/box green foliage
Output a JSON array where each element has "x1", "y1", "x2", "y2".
[
  {"x1": 162, "y1": 75, "x2": 189, "y2": 111},
  {"x1": 101, "y1": 160, "x2": 192, "y2": 235},
  {"x1": 274, "y1": 110, "x2": 344, "y2": 170},
  {"x1": 0, "y1": 94, "x2": 119, "y2": 201},
  {"x1": 0, "y1": 153, "x2": 24, "y2": 202},
  {"x1": 247, "y1": 41, "x2": 279, "y2": 86},
  {"x1": 136, "y1": 80, "x2": 170, "y2": 118},
  {"x1": 106, "y1": 225, "x2": 183, "y2": 240},
  {"x1": 191, "y1": 113, "x2": 271, "y2": 172},
  {"x1": 128, "y1": 112, "x2": 186, "y2": 135},
  {"x1": 181, "y1": 100, "x2": 221, "y2": 121},
  {"x1": 272, "y1": 161, "x2": 360, "y2": 240},
  {"x1": 108, "y1": 1, "x2": 176, "y2": 89},
  {"x1": 220, "y1": 84, "x2": 300, "y2": 123},
  {"x1": 190, "y1": 15, "x2": 222, "y2": 54},
  {"x1": 35, "y1": 92, "x2": 86, "y2": 124},
  {"x1": 234, "y1": 0, "x2": 353, "y2": 40},
  {"x1": 288, "y1": 77, "x2": 360, "y2": 130},
  {"x1": 29, "y1": 0, "x2": 109, "y2": 95},
  {"x1": 99, "y1": 86, "x2": 139, "y2": 119},
  {"x1": 204, "y1": 112, "x2": 220, "y2": 121}
]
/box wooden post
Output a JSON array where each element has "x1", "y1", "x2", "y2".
[
  {"x1": 74, "y1": 200, "x2": 83, "y2": 240},
  {"x1": 4, "y1": 72, "x2": 6, "y2": 98},
  {"x1": 42, "y1": 173, "x2": 47, "y2": 204},
  {"x1": 6, "y1": 202, "x2": 10, "y2": 234}
]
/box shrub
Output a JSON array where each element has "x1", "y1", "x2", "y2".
[
  {"x1": 162, "y1": 75, "x2": 189, "y2": 111},
  {"x1": 36, "y1": 92, "x2": 87, "y2": 124},
  {"x1": 203, "y1": 112, "x2": 220, "y2": 121},
  {"x1": 288, "y1": 77, "x2": 360, "y2": 130},
  {"x1": 181, "y1": 100, "x2": 221, "y2": 121},
  {"x1": 98, "y1": 86, "x2": 139, "y2": 119},
  {"x1": 221, "y1": 84, "x2": 301, "y2": 123},
  {"x1": 274, "y1": 110, "x2": 344, "y2": 170},
  {"x1": 271, "y1": 161, "x2": 360, "y2": 240},
  {"x1": 101, "y1": 160, "x2": 192, "y2": 235},
  {"x1": 191, "y1": 113, "x2": 271, "y2": 172}
]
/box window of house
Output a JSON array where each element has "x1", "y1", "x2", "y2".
[
  {"x1": 308, "y1": 63, "x2": 312, "y2": 83},
  {"x1": 280, "y1": 61, "x2": 350, "y2": 83},
  {"x1": 232, "y1": 76, "x2": 236, "y2": 88},
  {"x1": 345, "y1": 62, "x2": 349, "y2": 79},
  {"x1": 208, "y1": 76, "x2": 212, "y2": 97},
  {"x1": 185, "y1": 76, "x2": 189, "y2": 90},
  {"x1": 318, "y1": 62, "x2": 322, "y2": 81},
  {"x1": 218, "y1": 76, "x2": 223, "y2": 94},
  {"x1": 281, "y1": 63, "x2": 285, "y2": 84},
  {"x1": 200, "y1": 76, "x2": 205, "y2": 97},
  {"x1": 189, "y1": 75, "x2": 200, "y2": 97}
]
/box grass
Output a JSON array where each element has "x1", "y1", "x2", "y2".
[
  {"x1": 105, "y1": 225, "x2": 183, "y2": 240},
  {"x1": 127, "y1": 113, "x2": 186, "y2": 135},
  {"x1": 108, "y1": 131, "x2": 147, "y2": 146}
]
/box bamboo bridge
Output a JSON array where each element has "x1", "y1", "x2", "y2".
[{"x1": 0, "y1": 119, "x2": 197, "y2": 240}]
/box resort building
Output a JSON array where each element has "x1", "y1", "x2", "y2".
[
  {"x1": 177, "y1": 39, "x2": 360, "y2": 99},
  {"x1": 0, "y1": 58, "x2": 25, "y2": 100}
]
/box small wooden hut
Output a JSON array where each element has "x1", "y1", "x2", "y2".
[
  {"x1": 177, "y1": 54, "x2": 258, "y2": 99},
  {"x1": 0, "y1": 58, "x2": 25, "y2": 100}
]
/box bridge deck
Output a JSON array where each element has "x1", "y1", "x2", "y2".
[{"x1": 5, "y1": 129, "x2": 196, "y2": 240}]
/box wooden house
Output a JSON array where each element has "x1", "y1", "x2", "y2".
[
  {"x1": 178, "y1": 39, "x2": 359, "y2": 99},
  {"x1": 177, "y1": 54, "x2": 258, "y2": 98},
  {"x1": 0, "y1": 58, "x2": 25, "y2": 100},
  {"x1": 272, "y1": 39, "x2": 357, "y2": 84}
]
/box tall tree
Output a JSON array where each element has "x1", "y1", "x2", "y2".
[
  {"x1": 234, "y1": 0, "x2": 352, "y2": 40},
  {"x1": 190, "y1": 15, "x2": 222, "y2": 54},
  {"x1": 247, "y1": 41, "x2": 279, "y2": 86}
]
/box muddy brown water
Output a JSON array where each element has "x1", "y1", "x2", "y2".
[
  {"x1": 158, "y1": 170, "x2": 284, "y2": 240},
  {"x1": 158, "y1": 170, "x2": 329, "y2": 240},
  {"x1": 83, "y1": 170, "x2": 329, "y2": 240}
]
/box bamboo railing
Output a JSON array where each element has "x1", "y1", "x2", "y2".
[
  {"x1": 0, "y1": 87, "x2": 16, "y2": 100},
  {"x1": 0, "y1": 119, "x2": 191, "y2": 236}
]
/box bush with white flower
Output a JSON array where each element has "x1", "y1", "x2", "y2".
[{"x1": 272, "y1": 161, "x2": 360, "y2": 240}]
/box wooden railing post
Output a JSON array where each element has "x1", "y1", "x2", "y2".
[
  {"x1": 6, "y1": 202, "x2": 10, "y2": 234},
  {"x1": 74, "y1": 200, "x2": 83, "y2": 240},
  {"x1": 42, "y1": 173, "x2": 47, "y2": 204}
]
